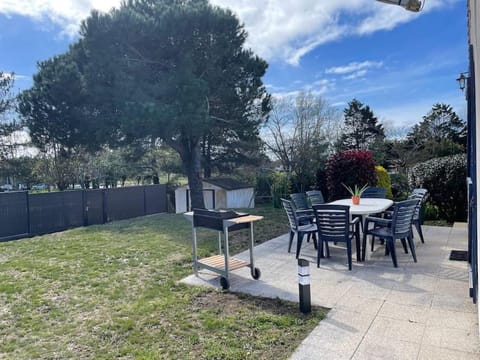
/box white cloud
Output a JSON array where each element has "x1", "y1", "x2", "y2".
[
  {"x1": 0, "y1": 0, "x2": 458, "y2": 64},
  {"x1": 307, "y1": 79, "x2": 334, "y2": 95},
  {"x1": 210, "y1": 0, "x2": 453, "y2": 65},
  {"x1": 270, "y1": 90, "x2": 302, "y2": 100},
  {"x1": 0, "y1": 0, "x2": 120, "y2": 37},
  {"x1": 271, "y1": 78, "x2": 335, "y2": 99},
  {"x1": 325, "y1": 60, "x2": 383, "y2": 75},
  {"x1": 343, "y1": 70, "x2": 368, "y2": 80},
  {"x1": 324, "y1": 60, "x2": 383, "y2": 81}
]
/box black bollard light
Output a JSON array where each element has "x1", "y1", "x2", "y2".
[{"x1": 297, "y1": 258, "x2": 311, "y2": 314}]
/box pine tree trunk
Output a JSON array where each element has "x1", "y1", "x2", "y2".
[
  {"x1": 182, "y1": 141, "x2": 205, "y2": 210},
  {"x1": 202, "y1": 135, "x2": 212, "y2": 178}
]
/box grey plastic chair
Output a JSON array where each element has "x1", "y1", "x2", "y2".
[
  {"x1": 281, "y1": 199, "x2": 317, "y2": 259},
  {"x1": 313, "y1": 204, "x2": 360, "y2": 270},
  {"x1": 362, "y1": 186, "x2": 387, "y2": 199},
  {"x1": 306, "y1": 190, "x2": 325, "y2": 206},
  {"x1": 290, "y1": 192, "x2": 310, "y2": 210},
  {"x1": 290, "y1": 192, "x2": 315, "y2": 225},
  {"x1": 373, "y1": 189, "x2": 427, "y2": 251},
  {"x1": 410, "y1": 190, "x2": 428, "y2": 243},
  {"x1": 363, "y1": 199, "x2": 419, "y2": 267},
  {"x1": 355, "y1": 187, "x2": 387, "y2": 232}
]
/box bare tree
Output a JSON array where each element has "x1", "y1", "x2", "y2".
[{"x1": 263, "y1": 91, "x2": 341, "y2": 191}]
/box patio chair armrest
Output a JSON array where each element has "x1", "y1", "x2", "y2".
[
  {"x1": 383, "y1": 210, "x2": 393, "y2": 219},
  {"x1": 296, "y1": 211, "x2": 315, "y2": 225},
  {"x1": 365, "y1": 216, "x2": 391, "y2": 227},
  {"x1": 295, "y1": 209, "x2": 314, "y2": 216}
]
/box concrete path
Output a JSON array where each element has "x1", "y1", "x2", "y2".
[{"x1": 181, "y1": 224, "x2": 479, "y2": 359}]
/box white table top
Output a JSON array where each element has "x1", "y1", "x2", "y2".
[{"x1": 327, "y1": 198, "x2": 393, "y2": 216}]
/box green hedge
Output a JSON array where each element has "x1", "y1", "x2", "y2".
[{"x1": 409, "y1": 154, "x2": 467, "y2": 223}]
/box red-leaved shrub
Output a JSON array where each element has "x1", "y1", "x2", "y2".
[{"x1": 326, "y1": 150, "x2": 376, "y2": 200}]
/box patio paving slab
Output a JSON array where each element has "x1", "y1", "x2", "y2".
[{"x1": 180, "y1": 224, "x2": 480, "y2": 359}]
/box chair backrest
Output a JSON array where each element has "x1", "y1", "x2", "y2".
[
  {"x1": 306, "y1": 190, "x2": 325, "y2": 206},
  {"x1": 281, "y1": 198, "x2": 298, "y2": 230},
  {"x1": 312, "y1": 204, "x2": 350, "y2": 242},
  {"x1": 290, "y1": 193, "x2": 309, "y2": 210},
  {"x1": 408, "y1": 193, "x2": 424, "y2": 221},
  {"x1": 362, "y1": 186, "x2": 387, "y2": 199},
  {"x1": 409, "y1": 189, "x2": 428, "y2": 221},
  {"x1": 392, "y1": 199, "x2": 420, "y2": 236}
]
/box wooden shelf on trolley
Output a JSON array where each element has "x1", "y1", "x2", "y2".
[{"x1": 199, "y1": 254, "x2": 248, "y2": 271}]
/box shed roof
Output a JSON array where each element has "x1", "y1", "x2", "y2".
[{"x1": 203, "y1": 178, "x2": 252, "y2": 190}]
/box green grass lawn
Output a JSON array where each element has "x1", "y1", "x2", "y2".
[{"x1": 0, "y1": 205, "x2": 327, "y2": 359}]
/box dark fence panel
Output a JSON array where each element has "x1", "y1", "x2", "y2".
[
  {"x1": 105, "y1": 187, "x2": 145, "y2": 222},
  {"x1": 63, "y1": 191, "x2": 85, "y2": 228},
  {"x1": 145, "y1": 184, "x2": 167, "y2": 215},
  {"x1": 0, "y1": 185, "x2": 167, "y2": 240},
  {"x1": 85, "y1": 189, "x2": 104, "y2": 226},
  {"x1": 0, "y1": 191, "x2": 29, "y2": 239},
  {"x1": 29, "y1": 191, "x2": 84, "y2": 235}
]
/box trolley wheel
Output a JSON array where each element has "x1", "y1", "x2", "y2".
[
  {"x1": 252, "y1": 267, "x2": 261, "y2": 280},
  {"x1": 220, "y1": 276, "x2": 230, "y2": 290}
]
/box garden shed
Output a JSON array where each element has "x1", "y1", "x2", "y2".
[{"x1": 175, "y1": 178, "x2": 254, "y2": 213}]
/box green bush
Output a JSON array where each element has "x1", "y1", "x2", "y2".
[
  {"x1": 255, "y1": 171, "x2": 272, "y2": 197},
  {"x1": 326, "y1": 150, "x2": 376, "y2": 201},
  {"x1": 423, "y1": 203, "x2": 440, "y2": 221},
  {"x1": 270, "y1": 171, "x2": 291, "y2": 208},
  {"x1": 375, "y1": 165, "x2": 393, "y2": 199},
  {"x1": 409, "y1": 154, "x2": 467, "y2": 223},
  {"x1": 390, "y1": 173, "x2": 410, "y2": 200},
  {"x1": 254, "y1": 170, "x2": 293, "y2": 207}
]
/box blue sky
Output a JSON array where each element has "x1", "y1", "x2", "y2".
[{"x1": 0, "y1": 0, "x2": 469, "y2": 133}]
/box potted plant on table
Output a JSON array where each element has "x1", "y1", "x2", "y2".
[{"x1": 342, "y1": 183, "x2": 369, "y2": 205}]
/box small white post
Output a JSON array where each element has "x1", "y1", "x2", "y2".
[{"x1": 298, "y1": 258, "x2": 311, "y2": 313}]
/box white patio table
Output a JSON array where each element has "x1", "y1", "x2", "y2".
[{"x1": 327, "y1": 198, "x2": 394, "y2": 261}]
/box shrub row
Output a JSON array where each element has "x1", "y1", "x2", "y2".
[
  {"x1": 409, "y1": 154, "x2": 467, "y2": 222},
  {"x1": 255, "y1": 151, "x2": 466, "y2": 223}
]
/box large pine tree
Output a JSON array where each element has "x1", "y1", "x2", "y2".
[
  {"x1": 19, "y1": 0, "x2": 271, "y2": 207},
  {"x1": 338, "y1": 99, "x2": 385, "y2": 150},
  {"x1": 337, "y1": 98, "x2": 386, "y2": 163},
  {"x1": 404, "y1": 103, "x2": 466, "y2": 163}
]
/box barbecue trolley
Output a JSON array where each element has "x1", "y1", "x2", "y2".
[{"x1": 184, "y1": 209, "x2": 263, "y2": 290}]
